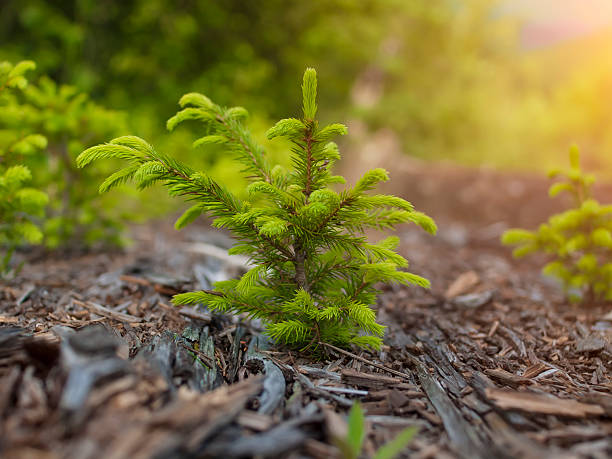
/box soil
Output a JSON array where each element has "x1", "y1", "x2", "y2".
[{"x1": 1, "y1": 160, "x2": 611, "y2": 459}]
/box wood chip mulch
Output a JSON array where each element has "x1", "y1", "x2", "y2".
[{"x1": 1, "y1": 166, "x2": 611, "y2": 458}]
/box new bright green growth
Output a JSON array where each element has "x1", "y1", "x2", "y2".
[
  {"x1": 502, "y1": 146, "x2": 612, "y2": 303},
  {"x1": 77, "y1": 68, "x2": 436, "y2": 351}
]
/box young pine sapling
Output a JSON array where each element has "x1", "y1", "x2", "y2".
[
  {"x1": 502, "y1": 146, "x2": 612, "y2": 303},
  {"x1": 77, "y1": 68, "x2": 436, "y2": 351}
]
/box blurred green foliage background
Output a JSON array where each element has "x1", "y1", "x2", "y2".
[
  {"x1": 3, "y1": 0, "x2": 612, "y2": 171},
  {"x1": 1, "y1": 0, "x2": 612, "y2": 251}
]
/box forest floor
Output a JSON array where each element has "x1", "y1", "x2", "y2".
[{"x1": 1, "y1": 159, "x2": 612, "y2": 459}]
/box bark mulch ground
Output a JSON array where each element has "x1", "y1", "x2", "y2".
[{"x1": 1, "y1": 163, "x2": 611, "y2": 459}]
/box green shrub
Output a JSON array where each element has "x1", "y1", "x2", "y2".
[
  {"x1": 21, "y1": 76, "x2": 128, "y2": 247},
  {"x1": 77, "y1": 68, "x2": 436, "y2": 352},
  {"x1": 0, "y1": 60, "x2": 48, "y2": 274},
  {"x1": 502, "y1": 146, "x2": 612, "y2": 303}
]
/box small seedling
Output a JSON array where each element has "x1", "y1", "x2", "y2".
[
  {"x1": 77, "y1": 68, "x2": 436, "y2": 351},
  {"x1": 502, "y1": 146, "x2": 612, "y2": 303},
  {"x1": 337, "y1": 402, "x2": 417, "y2": 459}
]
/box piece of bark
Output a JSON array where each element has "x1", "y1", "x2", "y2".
[
  {"x1": 452, "y1": 291, "x2": 493, "y2": 309},
  {"x1": 73, "y1": 300, "x2": 143, "y2": 324},
  {"x1": 246, "y1": 335, "x2": 286, "y2": 415},
  {"x1": 236, "y1": 410, "x2": 274, "y2": 431},
  {"x1": 323, "y1": 407, "x2": 348, "y2": 444},
  {"x1": 388, "y1": 389, "x2": 411, "y2": 409},
  {"x1": 298, "y1": 365, "x2": 341, "y2": 381},
  {"x1": 201, "y1": 409, "x2": 321, "y2": 458},
  {"x1": 366, "y1": 415, "x2": 426, "y2": 428},
  {"x1": 485, "y1": 388, "x2": 605, "y2": 418},
  {"x1": 576, "y1": 336, "x2": 606, "y2": 353},
  {"x1": 484, "y1": 411, "x2": 565, "y2": 459},
  {"x1": 522, "y1": 363, "x2": 549, "y2": 379},
  {"x1": 203, "y1": 424, "x2": 308, "y2": 458},
  {"x1": 499, "y1": 326, "x2": 527, "y2": 358},
  {"x1": 584, "y1": 393, "x2": 612, "y2": 417},
  {"x1": 198, "y1": 326, "x2": 222, "y2": 390},
  {"x1": 304, "y1": 438, "x2": 341, "y2": 459},
  {"x1": 296, "y1": 373, "x2": 353, "y2": 408},
  {"x1": 484, "y1": 368, "x2": 532, "y2": 387},
  {"x1": 0, "y1": 315, "x2": 19, "y2": 324},
  {"x1": 105, "y1": 377, "x2": 263, "y2": 459},
  {"x1": 410, "y1": 354, "x2": 488, "y2": 459},
  {"x1": 361, "y1": 399, "x2": 391, "y2": 415},
  {"x1": 445, "y1": 271, "x2": 480, "y2": 299},
  {"x1": 529, "y1": 423, "x2": 612, "y2": 443},
  {"x1": 317, "y1": 386, "x2": 368, "y2": 396},
  {"x1": 0, "y1": 366, "x2": 21, "y2": 415},
  {"x1": 133, "y1": 331, "x2": 178, "y2": 390},
  {"x1": 340, "y1": 368, "x2": 403, "y2": 390},
  {"x1": 228, "y1": 326, "x2": 246, "y2": 382}
]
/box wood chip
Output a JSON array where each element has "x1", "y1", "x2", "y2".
[
  {"x1": 73, "y1": 300, "x2": 143, "y2": 323},
  {"x1": 445, "y1": 271, "x2": 480, "y2": 299},
  {"x1": 484, "y1": 368, "x2": 531, "y2": 387},
  {"x1": 485, "y1": 389, "x2": 605, "y2": 418},
  {"x1": 576, "y1": 336, "x2": 606, "y2": 353},
  {"x1": 341, "y1": 368, "x2": 402, "y2": 389},
  {"x1": 0, "y1": 315, "x2": 19, "y2": 324},
  {"x1": 522, "y1": 363, "x2": 549, "y2": 379},
  {"x1": 237, "y1": 410, "x2": 274, "y2": 431}
]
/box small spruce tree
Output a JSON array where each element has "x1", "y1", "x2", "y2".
[
  {"x1": 77, "y1": 68, "x2": 436, "y2": 351},
  {"x1": 0, "y1": 61, "x2": 49, "y2": 274},
  {"x1": 502, "y1": 146, "x2": 612, "y2": 303}
]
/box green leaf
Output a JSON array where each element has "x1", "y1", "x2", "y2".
[
  {"x1": 373, "y1": 427, "x2": 417, "y2": 459},
  {"x1": 346, "y1": 402, "x2": 366, "y2": 457}
]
